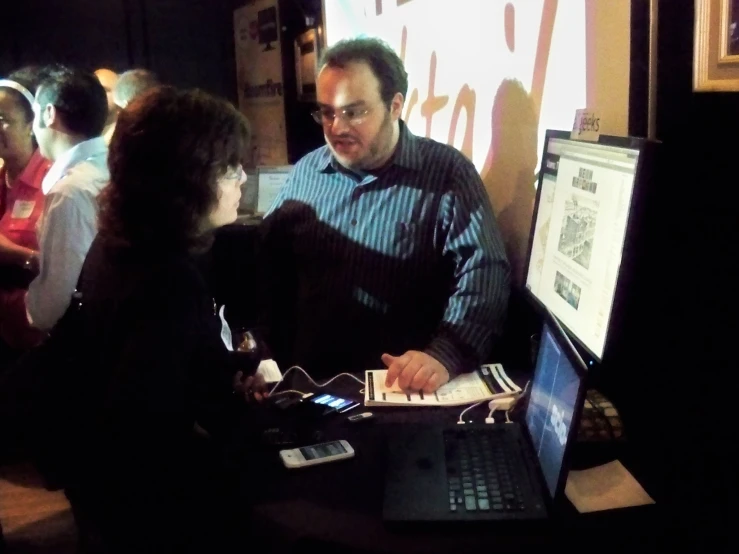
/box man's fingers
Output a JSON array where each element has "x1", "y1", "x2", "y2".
[
  {"x1": 397, "y1": 357, "x2": 424, "y2": 390},
  {"x1": 384, "y1": 353, "x2": 410, "y2": 387},
  {"x1": 409, "y1": 366, "x2": 433, "y2": 391},
  {"x1": 422, "y1": 372, "x2": 441, "y2": 393}
]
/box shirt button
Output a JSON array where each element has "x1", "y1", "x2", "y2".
[{"x1": 351, "y1": 218, "x2": 357, "y2": 226}]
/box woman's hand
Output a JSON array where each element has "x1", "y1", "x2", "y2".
[{"x1": 233, "y1": 370, "x2": 269, "y2": 403}]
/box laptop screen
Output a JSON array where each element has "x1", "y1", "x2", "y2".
[{"x1": 524, "y1": 322, "x2": 584, "y2": 498}]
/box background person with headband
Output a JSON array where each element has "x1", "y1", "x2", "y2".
[{"x1": 0, "y1": 67, "x2": 52, "y2": 364}]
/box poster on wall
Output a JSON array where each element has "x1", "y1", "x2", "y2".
[{"x1": 234, "y1": 0, "x2": 289, "y2": 167}]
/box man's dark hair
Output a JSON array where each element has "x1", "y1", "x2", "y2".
[
  {"x1": 319, "y1": 36, "x2": 408, "y2": 108},
  {"x1": 113, "y1": 68, "x2": 160, "y2": 108},
  {"x1": 36, "y1": 65, "x2": 108, "y2": 138},
  {"x1": 99, "y1": 86, "x2": 250, "y2": 251}
]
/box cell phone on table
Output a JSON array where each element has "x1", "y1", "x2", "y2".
[
  {"x1": 279, "y1": 439, "x2": 355, "y2": 469},
  {"x1": 308, "y1": 393, "x2": 358, "y2": 414}
]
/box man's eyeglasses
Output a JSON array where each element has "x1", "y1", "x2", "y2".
[{"x1": 311, "y1": 106, "x2": 372, "y2": 126}]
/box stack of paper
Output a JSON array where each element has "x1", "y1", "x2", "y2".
[{"x1": 364, "y1": 364, "x2": 521, "y2": 407}]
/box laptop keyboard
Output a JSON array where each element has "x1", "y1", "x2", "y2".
[{"x1": 443, "y1": 428, "x2": 527, "y2": 513}]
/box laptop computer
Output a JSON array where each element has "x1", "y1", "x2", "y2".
[{"x1": 383, "y1": 310, "x2": 588, "y2": 523}]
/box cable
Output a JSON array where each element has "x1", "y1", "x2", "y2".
[
  {"x1": 457, "y1": 401, "x2": 485, "y2": 424},
  {"x1": 268, "y1": 365, "x2": 365, "y2": 396},
  {"x1": 269, "y1": 389, "x2": 308, "y2": 398}
]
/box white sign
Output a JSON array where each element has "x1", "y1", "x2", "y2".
[
  {"x1": 257, "y1": 165, "x2": 293, "y2": 214},
  {"x1": 571, "y1": 109, "x2": 601, "y2": 142},
  {"x1": 233, "y1": 0, "x2": 289, "y2": 167}
]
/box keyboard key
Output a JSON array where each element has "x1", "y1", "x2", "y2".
[
  {"x1": 478, "y1": 490, "x2": 489, "y2": 498},
  {"x1": 478, "y1": 498, "x2": 490, "y2": 510},
  {"x1": 450, "y1": 503, "x2": 457, "y2": 512},
  {"x1": 492, "y1": 503, "x2": 504, "y2": 511},
  {"x1": 465, "y1": 496, "x2": 477, "y2": 511}
]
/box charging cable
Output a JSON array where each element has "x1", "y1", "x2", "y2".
[
  {"x1": 485, "y1": 395, "x2": 520, "y2": 424},
  {"x1": 457, "y1": 401, "x2": 486, "y2": 424},
  {"x1": 268, "y1": 365, "x2": 365, "y2": 397}
]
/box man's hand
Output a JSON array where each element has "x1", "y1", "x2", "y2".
[
  {"x1": 233, "y1": 371, "x2": 269, "y2": 403},
  {"x1": 382, "y1": 351, "x2": 450, "y2": 393}
]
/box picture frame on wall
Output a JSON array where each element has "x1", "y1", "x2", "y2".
[
  {"x1": 694, "y1": 0, "x2": 739, "y2": 91},
  {"x1": 295, "y1": 28, "x2": 320, "y2": 102}
]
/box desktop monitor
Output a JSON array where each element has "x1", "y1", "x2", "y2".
[{"x1": 524, "y1": 130, "x2": 656, "y2": 368}]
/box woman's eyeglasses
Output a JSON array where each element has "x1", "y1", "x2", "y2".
[{"x1": 223, "y1": 165, "x2": 246, "y2": 182}]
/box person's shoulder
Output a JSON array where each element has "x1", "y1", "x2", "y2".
[
  {"x1": 414, "y1": 134, "x2": 473, "y2": 168},
  {"x1": 48, "y1": 161, "x2": 109, "y2": 200}
]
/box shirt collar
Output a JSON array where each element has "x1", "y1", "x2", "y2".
[
  {"x1": 16, "y1": 149, "x2": 50, "y2": 190},
  {"x1": 42, "y1": 136, "x2": 108, "y2": 194},
  {"x1": 316, "y1": 119, "x2": 423, "y2": 174},
  {"x1": 391, "y1": 120, "x2": 423, "y2": 170}
]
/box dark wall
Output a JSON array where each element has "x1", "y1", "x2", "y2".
[
  {"x1": 641, "y1": 0, "x2": 735, "y2": 545},
  {"x1": 278, "y1": 0, "x2": 325, "y2": 161},
  {"x1": 0, "y1": 0, "x2": 327, "y2": 160},
  {"x1": 0, "y1": 0, "x2": 242, "y2": 104}
]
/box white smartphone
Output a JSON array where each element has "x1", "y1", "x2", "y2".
[{"x1": 279, "y1": 439, "x2": 355, "y2": 469}]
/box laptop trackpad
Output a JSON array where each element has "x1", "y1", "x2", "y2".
[{"x1": 383, "y1": 426, "x2": 448, "y2": 522}]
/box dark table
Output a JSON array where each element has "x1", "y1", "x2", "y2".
[{"x1": 231, "y1": 371, "x2": 667, "y2": 553}]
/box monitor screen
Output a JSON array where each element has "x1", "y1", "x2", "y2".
[
  {"x1": 524, "y1": 132, "x2": 642, "y2": 361},
  {"x1": 524, "y1": 321, "x2": 584, "y2": 498}
]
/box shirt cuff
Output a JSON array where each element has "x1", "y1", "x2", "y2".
[{"x1": 424, "y1": 335, "x2": 475, "y2": 378}]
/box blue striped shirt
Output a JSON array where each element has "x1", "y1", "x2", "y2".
[{"x1": 260, "y1": 121, "x2": 510, "y2": 378}]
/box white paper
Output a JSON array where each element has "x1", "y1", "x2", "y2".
[
  {"x1": 256, "y1": 166, "x2": 292, "y2": 213},
  {"x1": 565, "y1": 460, "x2": 655, "y2": 513},
  {"x1": 364, "y1": 365, "x2": 517, "y2": 407},
  {"x1": 256, "y1": 359, "x2": 282, "y2": 383}
]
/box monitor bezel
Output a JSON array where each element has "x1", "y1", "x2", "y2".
[
  {"x1": 522, "y1": 307, "x2": 589, "y2": 504},
  {"x1": 521, "y1": 129, "x2": 652, "y2": 367}
]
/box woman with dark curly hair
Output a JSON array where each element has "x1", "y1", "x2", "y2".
[{"x1": 67, "y1": 86, "x2": 261, "y2": 553}]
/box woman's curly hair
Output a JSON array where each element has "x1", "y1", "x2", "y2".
[{"x1": 99, "y1": 86, "x2": 250, "y2": 251}]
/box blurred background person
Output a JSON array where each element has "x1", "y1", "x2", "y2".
[
  {"x1": 112, "y1": 68, "x2": 159, "y2": 109},
  {"x1": 0, "y1": 67, "x2": 51, "y2": 364},
  {"x1": 27, "y1": 65, "x2": 109, "y2": 331},
  {"x1": 94, "y1": 67, "x2": 119, "y2": 144}
]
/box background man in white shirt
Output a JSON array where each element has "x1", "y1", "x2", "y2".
[{"x1": 27, "y1": 65, "x2": 109, "y2": 330}]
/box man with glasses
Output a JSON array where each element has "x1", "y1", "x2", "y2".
[
  {"x1": 27, "y1": 65, "x2": 109, "y2": 331},
  {"x1": 259, "y1": 37, "x2": 509, "y2": 393}
]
